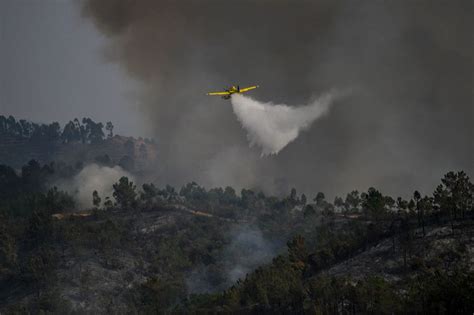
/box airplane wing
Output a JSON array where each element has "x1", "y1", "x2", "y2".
[
  {"x1": 207, "y1": 91, "x2": 231, "y2": 96},
  {"x1": 239, "y1": 85, "x2": 259, "y2": 93}
]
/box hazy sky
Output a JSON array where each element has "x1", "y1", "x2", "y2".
[
  {"x1": 1, "y1": 0, "x2": 472, "y2": 198},
  {"x1": 80, "y1": 0, "x2": 473, "y2": 198},
  {"x1": 0, "y1": 0, "x2": 145, "y2": 136}
]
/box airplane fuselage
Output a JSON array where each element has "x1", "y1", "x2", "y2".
[
  {"x1": 222, "y1": 86, "x2": 240, "y2": 99},
  {"x1": 206, "y1": 84, "x2": 258, "y2": 99}
]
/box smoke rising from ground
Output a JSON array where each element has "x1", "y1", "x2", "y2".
[
  {"x1": 186, "y1": 225, "x2": 278, "y2": 294},
  {"x1": 223, "y1": 225, "x2": 277, "y2": 283},
  {"x1": 58, "y1": 164, "x2": 133, "y2": 209},
  {"x1": 231, "y1": 93, "x2": 336, "y2": 155},
  {"x1": 83, "y1": 0, "x2": 473, "y2": 197}
]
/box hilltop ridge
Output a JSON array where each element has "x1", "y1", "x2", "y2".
[{"x1": 0, "y1": 115, "x2": 157, "y2": 171}]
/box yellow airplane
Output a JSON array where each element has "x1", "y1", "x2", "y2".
[{"x1": 206, "y1": 85, "x2": 259, "y2": 99}]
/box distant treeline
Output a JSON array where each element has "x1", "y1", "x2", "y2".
[
  {"x1": 0, "y1": 160, "x2": 79, "y2": 217},
  {"x1": 0, "y1": 115, "x2": 114, "y2": 144}
]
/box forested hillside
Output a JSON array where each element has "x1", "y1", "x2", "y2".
[
  {"x1": 0, "y1": 116, "x2": 157, "y2": 171},
  {"x1": 0, "y1": 159, "x2": 472, "y2": 313}
]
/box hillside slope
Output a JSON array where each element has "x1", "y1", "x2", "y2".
[{"x1": 0, "y1": 170, "x2": 472, "y2": 314}]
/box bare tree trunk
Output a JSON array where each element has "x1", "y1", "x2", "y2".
[
  {"x1": 422, "y1": 215, "x2": 425, "y2": 237},
  {"x1": 403, "y1": 248, "x2": 407, "y2": 269}
]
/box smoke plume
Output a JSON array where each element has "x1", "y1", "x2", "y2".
[
  {"x1": 83, "y1": 0, "x2": 473, "y2": 197},
  {"x1": 58, "y1": 164, "x2": 134, "y2": 209},
  {"x1": 231, "y1": 93, "x2": 336, "y2": 155},
  {"x1": 186, "y1": 225, "x2": 278, "y2": 294},
  {"x1": 223, "y1": 225, "x2": 277, "y2": 283}
]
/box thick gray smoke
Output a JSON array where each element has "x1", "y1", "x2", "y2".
[
  {"x1": 57, "y1": 164, "x2": 134, "y2": 209},
  {"x1": 231, "y1": 93, "x2": 336, "y2": 155},
  {"x1": 83, "y1": 0, "x2": 473, "y2": 197}
]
